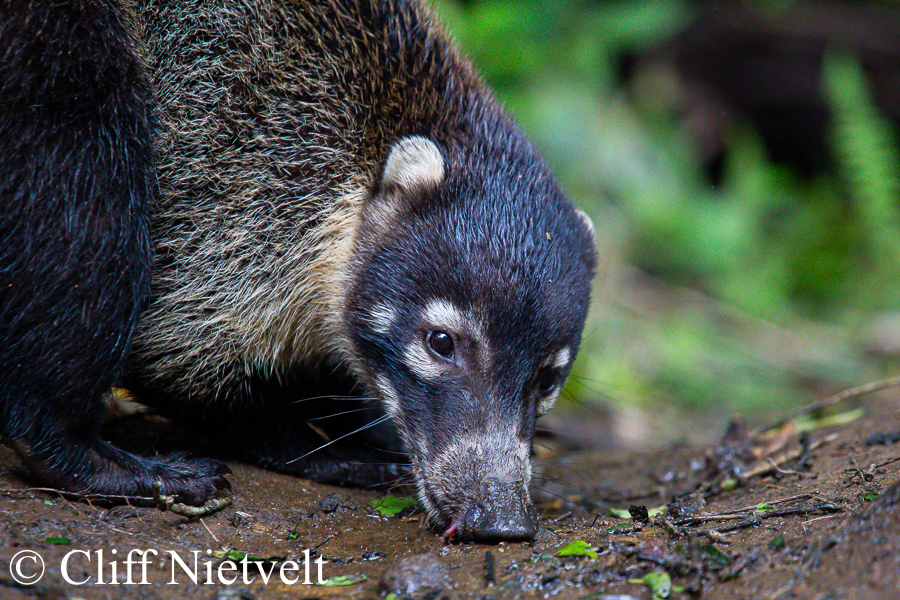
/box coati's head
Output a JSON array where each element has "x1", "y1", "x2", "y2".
[{"x1": 345, "y1": 135, "x2": 595, "y2": 542}]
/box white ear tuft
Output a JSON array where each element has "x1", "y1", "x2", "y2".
[
  {"x1": 381, "y1": 136, "x2": 445, "y2": 191},
  {"x1": 575, "y1": 208, "x2": 595, "y2": 239}
]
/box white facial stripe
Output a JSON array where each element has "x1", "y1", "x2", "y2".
[
  {"x1": 541, "y1": 346, "x2": 572, "y2": 370},
  {"x1": 537, "y1": 388, "x2": 561, "y2": 416},
  {"x1": 404, "y1": 341, "x2": 445, "y2": 380},
  {"x1": 368, "y1": 303, "x2": 397, "y2": 336},
  {"x1": 553, "y1": 347, "x2": 571, "y2": 369},
  {"x1": 535, "y1": 347, "x2": 570, "y2": 416},
  {"x1": 374, "y1": 374, "x2": 402, "y2": 421},
  {"x1": 422, "y1": 299, "x2": 490, "y2": 364},
  {"x1": 422, "y1": 299, "x2": 467, "y2": 333}
]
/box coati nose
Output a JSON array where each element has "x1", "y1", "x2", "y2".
[{"x1": 462, "y1": 476, "x2": 537, "y2": 542}]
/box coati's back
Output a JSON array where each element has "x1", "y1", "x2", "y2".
[{"x1": 132, "y1": 0, "x2": 486, "y2": 390}]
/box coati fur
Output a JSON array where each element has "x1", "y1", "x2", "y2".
[{"x1": 0, "y1": 0, "x2": 595, "y2": 541}]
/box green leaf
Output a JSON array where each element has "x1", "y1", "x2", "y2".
[
  {"x1": 44, "y1": 537, "x2": 71, "y2": 545},
  {"x1": 609, "y1": 507, "x2": 631, "y2": 519},
  {"x1": 318, "y1": 574, "x2": 368, "y2": 586},
  {"x1": 700, "y1": 545, "x2": 730, "y2": 566},
  {"x1": 628, "y1": 570, "x2": 673, "y2": 599},
  {"x1": 370, "y1": 495, "x2": 418, "y2": 517},
  {"x1": 556, "y1": 540, "x2": 598, "y2": 559},
  {"x1": 768, "y1": 535, "x2": 786, "y2": 550},
  {"x1": 720, "y1": 478, "x2": 737, "y2": 492},
  {"x1": 756, "y1": 502, "x2": 774, "y2": 514},
  {"x1": 794, "y1": 408, "x2": 864, "y2": 433}
]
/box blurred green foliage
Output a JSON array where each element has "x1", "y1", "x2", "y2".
[{"x1": 433, "y1": 0, "x2": 900, "y2": 421}]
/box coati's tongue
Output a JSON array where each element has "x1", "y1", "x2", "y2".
[{"x1": 440, "y1": 519, "x2": 458, "y2": 544}]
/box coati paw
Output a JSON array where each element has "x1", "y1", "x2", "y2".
[
  {"x1": 13, "y1": 439, "x2": 231, "y2": 506},
  {"x1": 125, "y1": 452, "x2": 233, "y2": 506}
]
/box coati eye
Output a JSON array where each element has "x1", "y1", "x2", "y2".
[
  {"x1": 427, "y1": 330, "x2": 455, "y2": 360},
  {"x1": 536, "y1": 370, "x2": 559, "y2": 396}
]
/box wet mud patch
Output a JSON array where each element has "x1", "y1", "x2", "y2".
[{"x1": 0, "y1": 390, "x2": 897, "y2": 599}]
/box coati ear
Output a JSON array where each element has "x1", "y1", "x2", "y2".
[
  {"x1": 379, "y1": 136, "x2": 445, "y2": 193},
  {"x1": 361, "y1": 136, "x2": 445, "y2": 236},
  {"x1": 575, "y1": 208, "x2": 595, "y2": 239}
]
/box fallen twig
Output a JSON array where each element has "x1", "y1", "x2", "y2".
[{"x1": 750, "y1": 376, "x2": 900, "y2": 439}]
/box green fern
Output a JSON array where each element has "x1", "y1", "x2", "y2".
[{"x1": 822, "y1": 49, "x2": 900, "y2": 262}]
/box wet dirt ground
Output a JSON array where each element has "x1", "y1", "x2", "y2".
[{"x1": 0, "y1": 389, "x2": 898, "y2": 599}]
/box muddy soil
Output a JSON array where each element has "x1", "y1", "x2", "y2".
[{"x1": 0, "y1": 390, "x2": 897, "y2": 600}]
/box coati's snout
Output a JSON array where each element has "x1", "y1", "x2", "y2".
[
  {"x1": 462, "y1": 476, "x2": 538, "y2": 542},
  {"x1": 345, "y1": 137, "x2": 595, "y2": 542},
  {"x1": 417, "y1": 420, "x2": 539, "y2": 542}
]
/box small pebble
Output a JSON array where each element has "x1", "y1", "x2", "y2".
[{"x1": 377, "y1": 552, "x2": 449, "y2": 596}]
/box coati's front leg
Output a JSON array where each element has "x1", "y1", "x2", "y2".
[
  {"x1": 0, "y1": 0, "x2": 229, "y2": 503},
  {"x1": 9, "y1": 437, "x2": 230, "y2": 506}
]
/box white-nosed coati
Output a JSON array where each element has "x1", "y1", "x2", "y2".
[{"x1": 0, "y1": 0, "x2": 595, "y2": 542}]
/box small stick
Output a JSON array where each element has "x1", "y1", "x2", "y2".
[
  {"x1": 57, "y1": 493, "x2": 85, "y2": 516},
  {"x1": 672, "y1": 513, "x2": 749, "y2": 526},
  {"x1": 750, "y1": 376, "x2": 900, "y2": 438},
  {"x1": 672, "y1": 491, "x2": 840, "y2": 527},
  {"x1": 876, "y1": 456, "x2": 900, "y2": 469},
  {"x1": 801, "y1": 514, "x2": 844, "y2": 531},
  {"x1": 766, "y1": 458, "x2": 799, "y2": 475},
  {"x1": 310, "y1": 535, "x2": 333, "y2": 555},
  {"x1": 700, "y1": 529, "x2": 730, "y2": 544},
  {"x1": 714, "y1": 517, "x2": 761, "y2": 533},
  {"x1": 0, "y1": 486, "x2": 156, "y2": 503},
  {"x1": 761, "y1": 503, "x2": 841, "y2": 518},
  {"x1": 655, "y1": 516, "x2": 678, "y2": 536},
  {"x1": 704, "y1": 491, "x2": 823, "y2": 518},
  {"x1": 201, "y1": 518, "x2": 220, "y2": 544}
]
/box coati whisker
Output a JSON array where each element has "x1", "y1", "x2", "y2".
[
  {"x1": 307, "y1": 407, "x2": 382, "y2": 421},
  {"x1": 527, "y1": 486, "x2": 570, "y2": 503},
  {"x1": 290, "y1": 395, "x2": 379, "y2": 405},
  {"x1": 287, "y1": 415, "x2": 392, "y2": 464}
]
